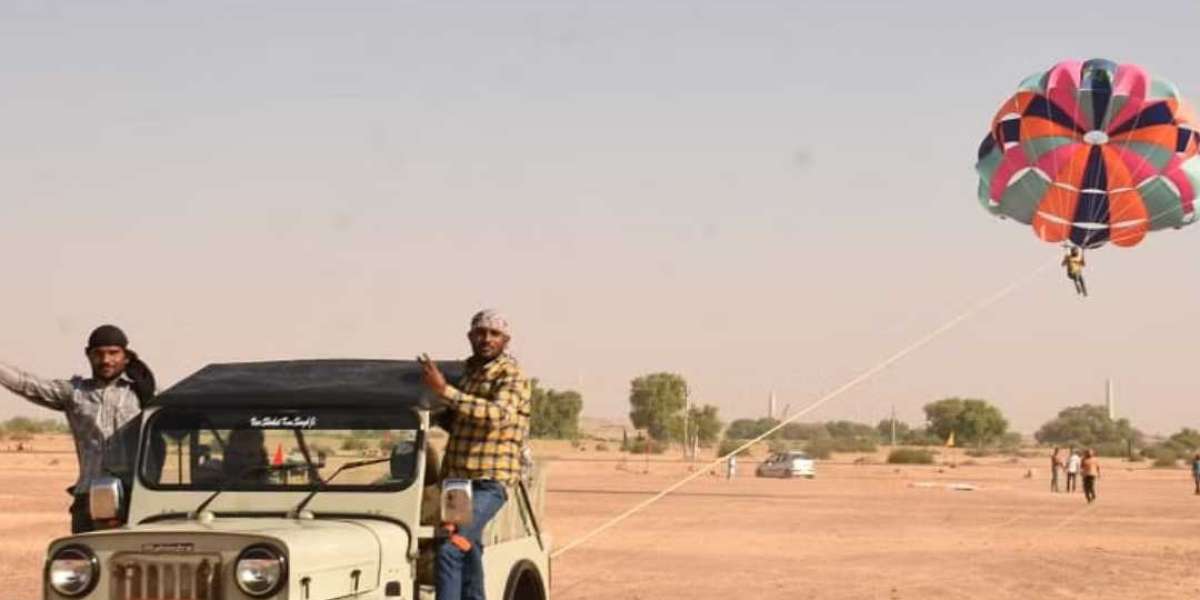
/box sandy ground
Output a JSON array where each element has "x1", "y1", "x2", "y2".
[{"x1": 4, "y1": 437, "x2": 1200, "y2": 599}]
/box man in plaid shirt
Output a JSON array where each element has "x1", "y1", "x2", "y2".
[{"x1": 419, "y1": 309, "x2": 532, "y2": 600}]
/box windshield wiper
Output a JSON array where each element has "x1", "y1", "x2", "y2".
[
  {"x1": 286, "y1": 456, "x2": 392, "y2": 519},
  {"x1": 189, "y1": 463, "x2": 293, "y2": 519}
]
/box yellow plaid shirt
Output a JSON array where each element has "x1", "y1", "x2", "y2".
[{"x1": 440, "y1": 354, "x2": 531, "y2": 484}]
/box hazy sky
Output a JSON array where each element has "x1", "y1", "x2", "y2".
[{"x1": 3, "y1": 1, "x2": 1199, "y2": 434}]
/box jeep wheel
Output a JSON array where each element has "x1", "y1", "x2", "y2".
[{"x1": 503, "y1": 561, "x2": 546, "y2": 600}]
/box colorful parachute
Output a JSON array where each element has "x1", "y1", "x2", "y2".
[{"x1": 976, "y1": 59, "x2": 1200, "y2": 248}]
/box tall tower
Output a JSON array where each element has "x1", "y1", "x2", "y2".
[
  {"x1": 1105, "y1": 379, "x2": 1116, "y2": 420},
  {"x1": 768, "y1": 391, "x2": 777, "y2": 420}
]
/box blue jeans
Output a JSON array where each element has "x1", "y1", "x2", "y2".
[{"x1": 436, "y1": 480, "x2": 508, "y2": 600}]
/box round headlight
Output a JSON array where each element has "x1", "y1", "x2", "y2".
[
  {"x1": 47, "y1": 545, "x2": 99, "y2": 597},
  {"x1": 234, "y1": 545, "x2": 286, "y2": 597}
]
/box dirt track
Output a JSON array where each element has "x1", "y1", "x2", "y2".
[{"x1": 4, "y1": 437, "x2": 1200, "y2": 599}]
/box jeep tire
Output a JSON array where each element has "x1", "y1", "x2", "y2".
[{"x1": 503, "y1": 561, "x2": 547, "y2": 600}]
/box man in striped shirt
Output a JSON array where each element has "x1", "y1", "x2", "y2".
[
  {"x1": 419, "y1": 309, "x2": 532, "y2": 600},
  {"x1": 0, "y1": 325, "x2": 155, "y2": 532}
]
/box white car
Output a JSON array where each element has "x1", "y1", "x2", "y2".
[{"x1": 756, "y1": 451, "x2": 816, "y2": 479}]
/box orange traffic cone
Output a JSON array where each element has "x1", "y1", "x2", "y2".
[{"x1": 272, "y1": 443, "x2": 284, "y2": 465}]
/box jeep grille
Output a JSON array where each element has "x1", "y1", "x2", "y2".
[{"x1": 111, "y1": 553, "x2": 222, "y2": 600}]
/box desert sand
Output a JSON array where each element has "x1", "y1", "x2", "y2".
[{"x1": 4, "y1": 436, "x2": 1200, "y2": 599}]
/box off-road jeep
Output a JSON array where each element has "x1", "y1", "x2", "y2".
[{"x1": 42, "y1": 359, "x2": 550, "y2": 600}]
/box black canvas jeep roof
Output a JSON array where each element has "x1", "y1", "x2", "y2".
[{"x1": 150, "y1": 359, "x2": 465, "y2": 409}]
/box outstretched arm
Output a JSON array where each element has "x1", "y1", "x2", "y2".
[{"x1": 0, "y1": 362, "x2": 74, "y2": 411}]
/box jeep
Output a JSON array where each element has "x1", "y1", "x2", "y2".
[{"x1": 42, "y1": 359, "x2": 550, "y2": 600}]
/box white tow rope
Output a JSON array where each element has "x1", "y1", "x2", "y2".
[{"x1": 550, "y1": 255, "x2": 1059, "y2": 560}]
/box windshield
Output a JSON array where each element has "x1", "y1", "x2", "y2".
[{"x1": 140, "y1": 407, "x2": 422, "y2": 492}]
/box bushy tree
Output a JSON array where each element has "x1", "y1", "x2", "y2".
[
  {"x1": 725, "y1": 417, "x2": 781, "y2": 440},
  {"x1": 1167, "y1": 428, "x2": 1200, "y2": 453},
  {"x1": 529, "y1": 380, "x2": 584, "y2": 440},
  {"x1": 876, "y1": 418, "x2": 912, "y2": 444},
  {"x1": 688, "y1": 404, "x2": 723, "y2": 447},
  {"x1": 628, "y1": 373, "x2": 688, "y2": 442},
  {"x1": 923, "y1": 398, "x2": 1008, "y2": 448},
  {"x1": 1034, "y1": 404, "x2": 1141, "y2": 449},
  {"x1": 781, "y1": 422, "x2": 829, "y2": 441},
  {"x1": 826, "y1": 420, "x2": 879, "y2": 441}
]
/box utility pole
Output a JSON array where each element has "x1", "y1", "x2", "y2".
[
  {"x1": 1106, "y1": 378, "x2": 1116, "y2": 420},
  {"x1": 682, "y1": 385, "x2": 691, "y2": 461},
  {"x1": 890, "y1": 404, "x2": 897, "y2": 446}
]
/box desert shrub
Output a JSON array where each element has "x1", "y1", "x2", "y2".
[
  {"x1": 965, "y1": 448, "x2": 994, "y2": 458},
  {"x1": 901, "y1": 428, "x2": 941, "y2": 446},
  {"x1": 0, "y1": 417, "x2": 68, "y2": 436},
  {"x1": 1154, "y1": 454, "x2": 1179, "y2": 468},
  {"x1": 831, "y1": 437, "x2": 877, "y2": 453},
  {"x1": 780, "y1": 422, "x2": 830, "y2": 441},
  {"x1": 1144, "y1": 444, "x2": 1180, "y2": 468},
  {"x1": 997, "y1": 431, "x2": 1024, "y2": 451},
  {"x1": 340, "y1": 437, "x2": 369, "y2": 452},
  {"x1": 804, "y1": 439, "x2": 833, "y2": 460},
  {"x1": 595, "y1": 443, "x2": 610, "y2": 452},
  {"x1": 626, "y1": 438, "x2": 667, "y2": 455},
  {"x1": 718, "y1": 438, "x2": 753, "y2": 457},
  {"x1": 887, "y1": 448, "x2": 935, "y2": 464},
  {"x1": 1093, "y1": 442, "x2": 1130, "y2": 458}
]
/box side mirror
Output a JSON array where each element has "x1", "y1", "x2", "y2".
[{"x1": 89, "y1": 477, "x2": 124, "y2": 527}]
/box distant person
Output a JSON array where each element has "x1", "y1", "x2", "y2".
[
  {"x1": 1050, "y1": 447, "x2": 1064, "y2": 493},
  {"x1": 0, "y1": 325, "x2": 156, "y2": 532},
  {"x1": 1066, "y1": 449, "x2": 1081, "y2": 493},
  {"x1": 1192, "y1": 453, "x2": 1200, "y2": 495},
  {"x1": 1062, "y1": 247, "x2": 1087, "y2": 297},
  {"x1": 1081, "y1": 448, "x2": 1100, "y2": 503},
  {"x1": 727, "y1": 454, "x2": 737, "y2": 481},
  {"x1": 419, "y1": 309, "x2": 532, "y2": 600}
]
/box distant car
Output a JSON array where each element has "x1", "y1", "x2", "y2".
[{"x1": 756, "y1": 451, "x2": 816, "y2": 479}]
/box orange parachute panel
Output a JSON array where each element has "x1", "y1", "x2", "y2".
[
  {"x1": 1021, "y1": 116, "x2": 1080, "y2": 141},
  {"x1": 1101, "y1": 147, "x2": 1134, "y2": 190},
  {"x1": 991, "y1": 91, "x2": 1037, "y2": 133},
  {"x1": 1031, "y1": 185, "x2": 1077, "y2": 242},
  {"x1": 1117, "y1": 125, "x2": 1180, "y2": 151}
]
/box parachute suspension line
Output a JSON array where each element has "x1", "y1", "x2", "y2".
[{"x1": 549, "y1": 255, "x2": 1061, "y2": 560}]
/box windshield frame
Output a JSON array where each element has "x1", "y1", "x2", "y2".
[{"x1": 138, "y1": 406, "x2": 424, "y2": 493}]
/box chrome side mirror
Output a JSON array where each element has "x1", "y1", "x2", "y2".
[{"x1": 89, "y1": 476, "x2": 123, "y2": 522}]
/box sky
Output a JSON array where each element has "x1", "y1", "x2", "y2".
[{"x1": 2, "y1": 0, "x2": 1199, "y2": 434}]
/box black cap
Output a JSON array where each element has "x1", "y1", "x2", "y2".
[{"x1": 87, "y1": 324, "x2": 129, "y2": 350}]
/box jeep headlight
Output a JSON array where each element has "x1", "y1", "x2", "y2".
[
  {"x1": 47, "y1": 545, "x2": 99, "y2": 597},
  {"x1": 234, "y1": 545, "x2": 286, "y2": 597}
]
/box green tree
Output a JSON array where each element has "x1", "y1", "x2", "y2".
[
  {"x1": 876, "y1": 418, "x2": 911, "y2": 444},
  {"x1": 529, "y1": 380, "x2": 584, "y2": 440},
  {"x1": 628, "y1": 373, "x2": 688, "y2": 442},
  {"x1": 1034, "y1": 404, "x2": 1142, "y2": 450},
  {"x1": 923, "y1": 397, "x2": 1009, "y2": 448},
  {"x1": 826, "y1": 420, "x2": 879, "y2": 441},
  {"x1": 726, "y1": 417, "x2": 781, "y2": 440},
  {"x1": 1166, "y1": 428, "x2": 1200, "y2": 453},
  {"x1": 781, "y1": 422, "x2": 829, "y2": 441},
  {"x1": 688, "y1": 404, "x2": 723, "y2": 447}
]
